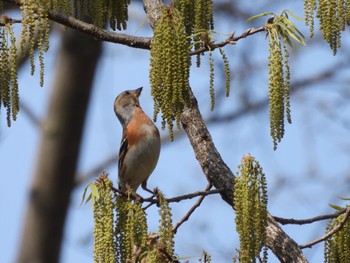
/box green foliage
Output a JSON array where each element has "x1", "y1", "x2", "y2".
[
  {"x1": 219, "y1": 48, "x2": 231, "y2": 97},
  {"x1": 304, "y1": 0, "x2": 350, "y2": 54},
  {"x1": 192, "y1": 0, "x2": 214, "y2": 67},
  {"x1": 20, "y1": 0, "x2": 50, "y2": 86},
  {"x1": 92, "y1": 176, "x2": 116, "y2": 263},
  {"x1": 1, "y1": 0, "x2": 130, "y2": 126},
  {"x1": 174, "y1": 0, "x2": 231, "y2": 111},
  {"x1": 304, "y1": 0, "x2": 317, "y2": 37},
  {"x1": 324, "y1": 206, "x2": 350, "y2": 263},
  {"x1": 150, "y1": 6, "x2": 191, "y2": 140},
  {"x1": 115, "y1": 195, "x2": 148, "y2": 262},
  {"x1": 85, "y1": 174, "x2": 180, "y2": 262},
  {"x1": 174, "y1": 0, "x2": 214, "y2": 56},
  {"x1": 206, "y1": 47, "x2": 231, "y2": 111},
  {"x1": 208, "y1": 50, "x2": 215, "y2": 111},
  {"x1": 150, "y1": 1, "x2": 231, "y2": 133},
  {"x1": 248, "y1": 10, "x2": 305, "y2": 150},
  {"x1": 0, "y1": 22, "x2": 18, "y2": 127},
  {"x1": 157, "y1": 191, "x2": 175, "y2": 259},
  {"x1": 234, "y1": 154, "x2": 268, "y2": 263}
]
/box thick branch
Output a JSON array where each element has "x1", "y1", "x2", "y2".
[
  {"x1": 266, "y1": 215, "x2": 308, "y2": 262},
  {"x1": 180, "y1": 88, "x2": 308, "y2": 263},
  {"x1": 143, "y1": 1, "x2": 307, "y2": 261}
]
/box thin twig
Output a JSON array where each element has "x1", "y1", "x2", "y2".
[
  {"x1": 167, "y1": 188, "x2": 222, "y2": 203},
  {"x1": 173, "y1": 184, "x2": 212, "y2": 234},
  {"x1": 0, "y1": 15, "x2": 22, "y2": 26},
  {"x1": 113, "y1": 186, "x2": 222, "y2": 211},
  {"x1": 274, "y1": 208, "x2": 347, "y2": 225},
  {"x1": 299, "y1": 206, "x2": 350, "y2": 249},
  {"x1": 190, "y1": 27, "x2": 266, "y2": 55},
  {"x1": 142, "y1": 188, "x2": 223, "y2": 206}
]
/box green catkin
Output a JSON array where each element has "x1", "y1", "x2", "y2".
[
  {"x1": 1, "y1": 0, "x2": 131, "y2": 125},
  {"x1": 312, "y1": 0, "x2": 350, "y2": 54},
  {"x1": 283, "y1": 43, "x2": 291, "y2": 124},
  {"x1": 8, "y1": 25, "x2": 19, "y2": 122},
  {"x1": 324, "y1": 208, "x2": 350, "y2": 263},
  {"x1": 115, "y1": 196, "x2": 147, "y2": 262},
  {"x1": 261, "y1": 12, "x2": 298, "y2": 150},
  {"x1": 219, "y1": 48, "x2": 231, "y2": 97},
  {"x1": 150, "y1": 6, "x2": 190, "y2": 140},
  {"x1": 208, "y1": 50, "x2": 215, "y2": 111},
  {"x1": 150, "y1": 1, "x2": 230, "y2": 139},
  {"x1": 234, "y1": 155, "x2": 268, "y2": 263},
  {"x1": 268, "y1": 29, "x2": 285, "y2": 150},
  {"x1": 174, "y1": 0, "x2": 214, "y2": 67},
  {"x1": 158, "y1": 191, "x2": 175, "y2": 260},
  {"x1": 304, "y1": 0, "x2": 316, "y2": 37},
  {"x1": 0, "y1": 27, "x2": 11, "y2": 126},
  {"x1": 93, "y1": 177, "x2": 116, "y2": 263},
  {"x1": 0, "y1": 23, "x2": 19, "y2": 126}
]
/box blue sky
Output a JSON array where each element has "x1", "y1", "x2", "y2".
[{"x1": 1, "y1": 1, "x2": 350, "y2": 262}]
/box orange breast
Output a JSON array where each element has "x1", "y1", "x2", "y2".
[{"x1": 126, "y1": 108, "x2": 156, "y2": 146}]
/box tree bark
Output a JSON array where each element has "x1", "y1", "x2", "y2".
[{"x1": 16, "y1": 28, "x2": 102, "y2": 263}]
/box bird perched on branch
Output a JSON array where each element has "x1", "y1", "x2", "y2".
[{"x1": 114, "y1": 87, "x2": 161, "y2": 192}]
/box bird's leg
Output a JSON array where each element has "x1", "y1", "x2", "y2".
[{"x1": 141, "y1": 180, "x2": 156, "y2": 198}]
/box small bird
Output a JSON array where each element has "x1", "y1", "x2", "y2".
[{"x1": 114, "y1": 87, "x2": 161, "y2": 192}]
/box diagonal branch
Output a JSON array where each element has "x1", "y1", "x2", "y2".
[
  {"x1": 299, "y1": 206, "x2": 350, "y2": 249},
  {"x1": 173, "y1": 184, "x2": 212, "y2": 234},
  {"x1": 143, "y1": 1, "x2": 307, "y2": 262},
  {"x1": 4, "y1": 0, "x2": 151, "y2": 49},
  {"x1": 274, "y1": 208, "x2": 347, "y2": 225}
]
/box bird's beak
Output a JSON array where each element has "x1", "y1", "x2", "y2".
[{"x1": 134, "y1": 87, "x2": 143, "y2": 98}]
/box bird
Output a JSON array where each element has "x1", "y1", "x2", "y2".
[{"x1": 113, "y1": 87, "x2": 161, "y2": 193}]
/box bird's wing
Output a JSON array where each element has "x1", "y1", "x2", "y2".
[{"x1": 118, "y1": 130, "x2": 129, "y2": 178}]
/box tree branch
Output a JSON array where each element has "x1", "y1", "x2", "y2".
[
  {"x1": 4, "y1": 0, "x2": 151, "y2": 49},
  {"x1": 0, "y1": 15, "x2": 22, "y2": 25},
  {"x1": 173, "y1": 184, "x2": 212, "y2": 234},
  {"x1": 299, "y1": 206, "x2": 350, "y2": 249},
  {"x1": 5, "y1": 0, "x2": 266, "y2": 55},
  {"x1": 190, "y1": 27, "x2": 265, "y2": 55},
  {"x1": 274, "y1": 208, "x2": 347, "y2": 225},
  {"x1": 112, "y1": 184, "x2": 223, "y2": 207}
]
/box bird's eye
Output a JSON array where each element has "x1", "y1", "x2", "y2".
[{"x1": 125, "y1": 91, "x2": 130, "y2": 95}]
